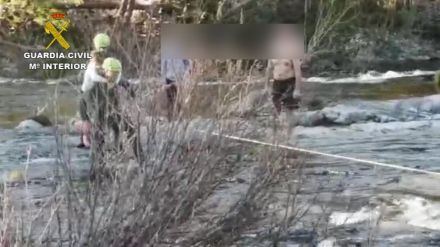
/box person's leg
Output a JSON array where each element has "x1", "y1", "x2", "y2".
[
  {"x1": 271, "y1": 80, "x2": 285, "y2": 140},
  {"x1": 107, "y1": 114, "x2": 122, "y2": 152},
  {"x1": 74, "y1": 120, "x2": 92, "y2": 148},
  {"x1": 90, "y1": 122, "x2": 105, "y2": 181},
  {"x1": 271, "y1": 81, "x2": 283, "y2": 116},
  {"x1": 281, "y1": 78, "x2": 298, "y2": 143},
  {"x1": 82, "y1": 119, "x2": 93, "y2": 148},
  {"x1": 166, "y1": 84, "x2": 178, "y2": 122},
  {"x1": 77, "y1": 96, "x2": 87, "y2": 147},
  {"x1": 271, "y1": 80, "x2": 283, "y2": 116}
]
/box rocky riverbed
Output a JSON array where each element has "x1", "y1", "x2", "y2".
[{"x1": 1, "y1": 70, "x2": 440, "y2": 246}]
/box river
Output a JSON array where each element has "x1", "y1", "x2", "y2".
[
  {"x1": 1, "y1": 70, "x2": 440, "y2": 245},
  {"x1": 0, "y1": 70, "x2": 438, "y2": 184}
]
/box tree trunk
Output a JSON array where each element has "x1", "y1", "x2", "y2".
[{"x1": 54, "y1": 0, "x2": 154, "y2": 10}]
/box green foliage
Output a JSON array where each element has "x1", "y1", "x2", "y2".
[
  {"x1": 306, "y1": 0, "x2": 359, "y2": 51},
  {"x1": 160, "y1": 0, "x2": 303, "y2": 24},
  {"x1": 0, "y1": 0, "x2": 83, "y2": 28},
  {"x1": 305, "y1": 0, "x2": 438, "y2": 53}
]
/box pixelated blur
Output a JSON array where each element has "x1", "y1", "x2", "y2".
[{"x1": 161, "y1": 24, "x2": 304, "y2": 59}]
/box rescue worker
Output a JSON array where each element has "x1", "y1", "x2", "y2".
[
  {"x1": 77, "y1": 33, "x2": 111, "y2": 149},
  {"x1": 86, "y1": 57, "x2": 143, "y2": 167}
]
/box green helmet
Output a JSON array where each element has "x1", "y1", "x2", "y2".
[
  {"x1": 102, "y1": 57, "x2": 122, "y2": 72},
  {"x1": 93, "y1": 33, "x2": 111, "y2": 51}
]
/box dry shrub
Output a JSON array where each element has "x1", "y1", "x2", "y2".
[
  {"x1": 0, "y1": 24, "x2": 297, "y2": 247},
  {"x1": 0, "y1": 26, "x2": 317, "y2": 247}
]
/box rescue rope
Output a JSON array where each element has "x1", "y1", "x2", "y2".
[{"x1": 208, "y1": 132, "x2": 440, "y2": 176}]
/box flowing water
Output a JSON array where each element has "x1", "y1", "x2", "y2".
[
  {"x1": 1, "y1": 70, "x2": 440, "y2": 245},
  {"x1": 1, "y1": 71, "x2": 439, "y2": 180},
  {"x1": 0, "y1": 78, "x2": 87, "y2": 180},
  {"x1": 295, "y1": 70, "x2": 440, "y2": 170}
]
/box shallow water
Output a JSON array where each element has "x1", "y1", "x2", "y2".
[
  {"x1": 0, "y1": 80, "x2": 78, "y2": 128},
  {"x1": 1, "y1": 71, "x2": 440, "y2": 245},
  {"x1": 1, "y1": 71, "x2": 439, "y2": 173},
  {"x1": 0, "y1": 79, "x2": 83, "y2": 177}
]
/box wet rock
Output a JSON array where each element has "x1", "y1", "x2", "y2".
[
  {"x1": 317, "y1": 237, "x2": 337, "y2": 247},
  {"x1": 306, "y1": 98, "x2": 325, "y2": 111},
  {"x1": 236, "y1": 177, "x2": 247, "y2": 184},
  {"x1": 34, "y1": 200, "x2": 42, "y2": 207},
  {"x1": 383, "y1": 175, "x2": 440, "y2": 199},
  {"x1": 15, "y1": 115, "x2": 53, "y2": 131},
  {"x1": 27, "y1": 115, "x2": 52, "y2": 127},
  {"x1": 283, "y1": 229, "x2": 318, "y2": 244},
  {"x1": 15, "y1": 119, "x2": 46, "y2": 130}
]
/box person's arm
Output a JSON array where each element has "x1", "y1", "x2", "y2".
[
  {"x1": 89, "y1": 67, "x2": 107, "y2": 83},
  {"x1": 183, "y1": 59, "x2": 193, "y2": 82},
  {"x1": 118, "y1": 77, "x2": 137, "y2": 98},
  {"x1": 293, "y1": 59, "x2": 302, "y2": 99},
  {"x1": 161, "y1": 58, "x2": 167, "y2": 83},
  {"x1": 118, "y1": 77, "x2": 130, "y2": 89},
  {"x1": 81, "y1": 61, "x2": 107, "y2": 92},
  {"x1": 187, "y1": 59, "x2": 195, "y2": 77}
]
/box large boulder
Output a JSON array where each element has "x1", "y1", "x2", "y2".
[{"x1": 15, "y1": 115, "x2": 52, "y2": 131}]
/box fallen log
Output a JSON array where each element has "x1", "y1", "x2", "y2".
[{"x1": 54, "y1": 0, "x2": 159, "y2": 10}]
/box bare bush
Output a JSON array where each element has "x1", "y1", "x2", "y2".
[{"x1": 0, "y1": 23, "x2": 302, "y2": 247}]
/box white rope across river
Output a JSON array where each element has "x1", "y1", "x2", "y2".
[{"x1": 206, "y1": 131, "x2": 440, "y2": 176}]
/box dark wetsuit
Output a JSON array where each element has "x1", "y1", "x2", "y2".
[{"x1": 272, "y1": 77, "x2": 299, "y2": 113}]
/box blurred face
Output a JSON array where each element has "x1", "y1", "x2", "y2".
[{"x1": 270, "y1": 26, "x2": 303, "y2": 59}]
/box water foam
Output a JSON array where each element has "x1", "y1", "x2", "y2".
[
  {"x1": 329, "y1": 207, "x2": 379, "y2": 226},
  {"x1": 307, "y1": 70, "x2": 436, "y2": 84},
  {"x1": 400, "y1": 196, "x2": 440, "y2": 230}
]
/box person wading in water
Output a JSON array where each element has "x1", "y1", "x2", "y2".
[
  {"x1": 265, "y1": 25, "x2": 304, "y2": 141},
  {"x1": 85, "y1": 58, "x2": 143, "y2": 178},
  {"x1": 161, "y1": 57, "x2": 193, "y2": 121},
  {"x1": 77, "y1": 33, "x2": 112, "y2": 149},
  {"x1": 266, "y1": 58, "x2": 302, "y2": 136}
]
